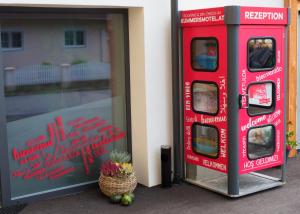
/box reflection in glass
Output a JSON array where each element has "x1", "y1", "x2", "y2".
[
  {"x1": 2, "y1": 14, "x2": 129, "y2": 199},
  {"x1": 248, "y1": 82, "x2": 275, "y2": 116},
  {"x1": 1, "y1": 31, "x2": 23, "y2": 49},
  {"x1": 65, "y1": 31, "x2": 74, "y2": 46},
  {"x1": 248, "y1": 38, "x2": 275, "y2": 70},
  {"x1": 248, "y1": 126, "x2": 275, "y2": 160},
  {"x1": 192, "y1": 124, "x2": 218, "y2": 158},
  {"x1": 193, "y1": 82, "x2": 218, "y2": 114},
  {"x1": 1, "y1": 32, "x2": 9, "y2": 48},
  {"x1": 191, "y1": 38, "x2": 218, "y2": 71},
  {"x1": 11, "y1": 32, "x2": 22, "y2": 48}
]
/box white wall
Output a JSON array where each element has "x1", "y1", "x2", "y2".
[
  {"x1": 129, "y1": 5, "x2": 172, "y2": 187},
  {"x1": 179, "y1": 0, "x2": 284, "y2": 11}
]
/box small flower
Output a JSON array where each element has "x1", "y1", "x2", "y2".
[
  {"x1": 101, "y1": 161, "x2": 121, "y2": 177},
  {"x1": 119, "y1": 163, "x2": 133, "y2": 176}
]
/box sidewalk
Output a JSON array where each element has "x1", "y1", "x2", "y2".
[{"x1": 3, "y1": 156, "x2": 300, "y2": 214}]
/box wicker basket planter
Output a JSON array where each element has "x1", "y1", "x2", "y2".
[{"x1": 99, "y1": 172, "x2": 137, "y2": 197}]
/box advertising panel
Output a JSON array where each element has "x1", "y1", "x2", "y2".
[
  {"x1": 183, "y1": 24, "x2": 228, "y2": 173},
  {"x1": 238, "y1": 26, "x2": 285, "y2": 174}
]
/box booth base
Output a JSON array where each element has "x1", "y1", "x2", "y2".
[{"x1": 185, "y1": 171, "x2": 284, "y2": 197}]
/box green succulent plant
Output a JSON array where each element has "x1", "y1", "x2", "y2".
[
  {"x1": 110, "y1": 150, "x2": 131, "y2": 163},
  {"x1": 286, "y1": 130, "x2": 297, "y2": 149},
  {"x1": 286, "y1": 121, "x2": 298, "y2": 150}
]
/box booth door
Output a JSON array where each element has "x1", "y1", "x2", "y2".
[
  {"x1": 238, "y1": 25, "x2": 285, "y2": 174},
  {"x1": 183, "y1": 25, "x2": 228, "y2": 174}
]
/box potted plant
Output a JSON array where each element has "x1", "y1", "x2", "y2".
[
  {"x1": 99, "y1": 151, "x2": 137, "y2": 205},
  {"x1": 286, "y1": 122, "x2": 298, "y2": 158}
]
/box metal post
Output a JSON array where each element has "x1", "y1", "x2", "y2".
[
  {"x1": 281, "y1": 26, "x2": 288, "y2": 183},
  {"x1": 171, "y1": 0, "x2": 182, "y2": 184},
  {"x1": 227, "y1": 24, "x2": 240, "y2": 196},
  {"x1": 224, "y1": 6, "x2": 241, "y2": 197}
]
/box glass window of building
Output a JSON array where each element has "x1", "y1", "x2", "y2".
[
  {"x1": 1, "y1": 31, "x2": 23, "y2": 50},
  {"x1": 65, "y1": 30, "x2": 85, "y2": 47},
  {"x1": 1, "y1": 12, "x2": 130, "y2": 200}
]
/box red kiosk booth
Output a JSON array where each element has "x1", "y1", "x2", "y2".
[{"x1": 181, "y1": 6, "x2": 289, "y2": 197}]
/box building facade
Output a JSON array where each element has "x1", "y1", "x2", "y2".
[{"x1": 0, "y1": 0, "x2": 294, "y2": 206}]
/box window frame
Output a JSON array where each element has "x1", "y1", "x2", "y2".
[
  {"x1": 190, "y1": 37, "x2": 219, "y2": 72},
  {"x1": 192, "y1": 122, "x2": 219, "y2": 159},
  {"x1": 247, "y1": 37, "x2": 276, "y2": 72},
  {"x1": 247, "y1": 81, "x2": 276, "y2": 117},
  {"x1": 191, "y1": 80, "x2": 219, "y2": 116},
  {"x1": 64, "y1": 29, "x2": 86, "y2": 48},
  {"x1": 247, "y1": 124, "x2": 276, "y2": 160},
  {"x1": 1, "y1": 30, "x2": 24, "y2": 52}
]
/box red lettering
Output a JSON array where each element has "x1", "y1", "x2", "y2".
[
  {"x1": 46, "y1": 166, "x2": 65, "y2": 177},
  {"x1": 26, "y1": 135, "x2": 47, "y2": 147},
  {"x1": 81, "y1": 148, "x2": 90, "y2": 175},
  {"x1": 12, "y1": 115, "x2": 127, "y2": 181},
  {"x1": 12, "y1": 169, "x2": 28, "y2": 177},
  {"x1": 82, "y1": 120, "x2": 106, "y2": 132},
  {"x1": 67, "y1": 117, "x2": 86, "y2": 126},
  {"x1": 28, "y1": 154, "x2": 40, "y2": 162},
  {"x1": 98, "y1": 125, "x2": 113, "y2": 133},
  {"x1": 66, "y1": 151, "x2": 81, "y2": 159},
  {"x1": 49, "y1": 167, "x2": 75, "y2": 179},
  {"x1": 48, "y1": 123, "x2": 55, "y2": 140},
  {"x1": 73, "y1": 117, "x2": 101, "y2": 129},
  {"x1": 51, "y1": 122, "x2": 63, "y2": 158},
  {"x1": 20, "y1": 158, "x2": 28, "y2": 165},
  {"x1": 67, "y1": 131, "x2": 80, "y2": 138},
  {"x1": 56, "y1": 116, "x2": 66, "y2": 141},
  {"x1": 24, "y1": 168, "x2": 46, "y2": 180},
  {"x1": 30, "y1": 162, "x2": 41, "y2": 170},
  {"x1": 13, "y1": 141, "x2": 53, "y2": 160},
  {"x1": 93, "y1": 147, "x2": 108, "y2": 157},
  {"x1": 90, "y1": 135, "x2": 100, "y2": 144},
  {"x1": 71, "y1": 138, "x2": 80, "y2": 145},
  {"x1": 85, "y1": 145, "x2": 94, "y2": 164},
  {"x1": 45, "y1": 151, "x2": 81, "y2": 168},
  {"x1": 13, "y1": 148, "x2": 20, "y2": 160}
]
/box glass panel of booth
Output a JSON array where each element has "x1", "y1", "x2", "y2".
[
  {"x1": 248, "y1": 38, "x2": 275, "y2": 71},
  {"x1": 192, "y1": 82, "x2": 218, "y2": 115},
  {"x1": 0, "y1": 13, "x2": 129, "y2": 199},
  {"x1": 191, "y1": 38, "x2": 218, "y2": 71},
  {"x1": 247, "y1": 125, "x2": 275, "y2": 160},
  {"x1": 192, "y1": 123, "x2": 219, "y2": 158},
  {"x1": 247, "y1": 82, "x2": 275, "y2": 116}
]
